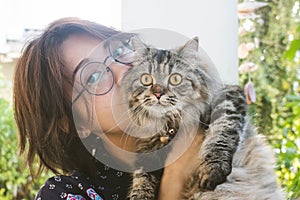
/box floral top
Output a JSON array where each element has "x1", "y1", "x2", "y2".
[
  {"x1": 35, "y1": 163, "x2": 126, "y2": 200},
  {"x1": 35, "y1": 159, "x2": 163, "y2": 200}
]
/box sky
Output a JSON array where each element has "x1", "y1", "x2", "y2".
[{"x1": 0, "y1": 0, "x2": 121, "y2": 41}]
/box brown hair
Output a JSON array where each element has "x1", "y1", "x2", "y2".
[{"x1": 13, "y1": 17, "x2": 120, "y2": 176}]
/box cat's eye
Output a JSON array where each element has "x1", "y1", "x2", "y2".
[
  {"x1": 140, "y1": 73, "x2": 153, "y2": 86},
  {"x1": 169, "y1": 73, "x2": 182, "y2": 86}
]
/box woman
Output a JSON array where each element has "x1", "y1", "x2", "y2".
[{"x1": 14, "y1": 17, "x2": 283, "y2": 200}]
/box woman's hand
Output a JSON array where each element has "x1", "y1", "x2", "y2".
[{"x1": 158, "y1": 131, "x2": 205, "y2": 200}]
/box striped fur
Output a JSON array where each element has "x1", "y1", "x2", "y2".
[
  {"x1": 120, "y1": 38, "x2": 284, "y2": 199},
  {"x1": 182, "y1": 120, "x2": 285, "y2": 200}
]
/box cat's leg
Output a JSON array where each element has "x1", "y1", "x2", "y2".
[
  {"x1": 128, "y1": 167, "x2": 158, "y2": 200},
  {"x1": 196, "y1": 85, "x2": 247, "y2": 191},
  {"x1": 129, "y1": 113, "x2": 181, "y2": 199},
  {"x1": 128, "y1": 134, "x2": 167, "y2": 200}
]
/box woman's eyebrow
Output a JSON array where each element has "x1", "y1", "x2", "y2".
[{"x1": 72, "y1": 58, "x2": 92, "y2": 81}]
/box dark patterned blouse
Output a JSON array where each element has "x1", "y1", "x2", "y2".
[
  {"x1": 35, "y1": 136, "x2": 163, "y2": 200},
  {"x1": 35, "y1": 162, "x2": 132, "y2": 200}
]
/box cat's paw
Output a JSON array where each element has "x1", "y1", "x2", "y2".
[{"x1": 197, "y1": 162, "x2": 231, "y2": 191}]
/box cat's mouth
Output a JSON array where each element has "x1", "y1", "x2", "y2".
[
  {"x1": 149, "y1": 102, "x2": 177, "y2": 114},
  {"x1": 128, "y1": 105, "x2": 179, "y2": 125},
  {"x1": 127, "y1": 93, "x2": 181, "y2": 126},
  {"x1": 146, "y1": 106, "x2": 168, "y2": 118}
]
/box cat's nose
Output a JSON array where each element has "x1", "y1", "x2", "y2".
[
  {"x1": 151, "y1": 84, "x2": 166, "y2": 99},
  {"x1": 153, "y1": 92, "x2": 164, "y2": 99}
]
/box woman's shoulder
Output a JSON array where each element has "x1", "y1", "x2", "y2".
[{"x1": 35, "y1": 172, "x2": 104, "y2": 200}]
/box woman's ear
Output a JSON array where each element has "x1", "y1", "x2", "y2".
[
  {"x1": 58, "y1": 116, "x2": 70, "y2": 133},
  {"x1": 59, "y1": 116, "x2": 92, "y2": 138},
  {"x1": 75, "y1": 127, "x2": 91, "y2": 138},
  {"x1": 71, "y1": 94, "x2": 94, "y2": 138}
]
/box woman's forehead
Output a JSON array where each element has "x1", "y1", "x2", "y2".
[{"x1": 61, "y1": 34, "x2": 107, "y2": 73}]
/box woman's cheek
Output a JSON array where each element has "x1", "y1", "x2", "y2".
[{"x1": 93, "y1": 88, "x2": 125, "y2": 134}]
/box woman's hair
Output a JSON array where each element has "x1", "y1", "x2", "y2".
[{"x1": 13, "y1": 17, "x2": 121, "y2": 176}]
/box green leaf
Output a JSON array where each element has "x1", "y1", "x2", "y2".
[{"x1": 284, "y1": 39, "x2": 300, "y2": 60}]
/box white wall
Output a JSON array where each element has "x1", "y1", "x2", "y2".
[{"x1": 121, "y1": 0, "x2": 238, "y2": 84}]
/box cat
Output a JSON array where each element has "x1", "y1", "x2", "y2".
[{"x1": 119, "y1": 37, "x2": 283, "y2": 200}]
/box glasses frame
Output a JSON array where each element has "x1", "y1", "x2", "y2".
[{"x1": 72, "y1": 34, "x2": 135, "y2": 103}]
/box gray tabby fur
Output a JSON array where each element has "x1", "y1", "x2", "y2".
[
  {"x1": 119, "y1": 37, "x2": 284, "y2": 199},
  {"x1": 183, "y1": 120, "x2": 285, "y2": 200}
]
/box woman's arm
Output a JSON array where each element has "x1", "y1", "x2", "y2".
[{"x1": 158, "y1": 133, "x2": 205, "y2": 200}]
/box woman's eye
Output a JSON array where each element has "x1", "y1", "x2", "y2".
[
  {"x1": 112, "y1": 43, "x2": 134, "y2": 61},
  {"x1": 112, "y1": 47, "x2": 124, "y2": 58},
  {"x1": 87, "y1": 72, "x2": 102, "y2": 86},
  {"x1": 169, "y1": 73, "x2": 182, "y2": 86},
  {"x1": 140, "y1": 73, "x2": 153, "y2": 86}
]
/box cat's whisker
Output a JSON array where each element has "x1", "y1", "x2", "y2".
[
  {"x1": 104, "y1": 115, "x2": 131, "y2": 134},
  {"x1": 177, "y1": 118, "x2": 199, "y2": 147},
  {"x1": 123, "y1": 106, "x2": 151, "y2": 137},
  {"x1": 179, "y1": 122, "x2": 191, "y2": 145},
  {"x1": 101, "y1": 104, "x2": 148, "y2": 135},
  {"x1": 96, "y1": 99, "x2": 129, "y2": 108},
  {"x1": 120, "y1": 132, "x2": 133, "y2": 150},
  {"x1": 104, "y1": 110, "x2": 140, "y2": 138}
]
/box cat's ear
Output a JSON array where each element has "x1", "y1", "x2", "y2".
[
  {"x1": 181, "y1": 37, "x2": 199, "y2": 52},
  {"x1": 176, "y1": 37, "x2": 199, "y2": 60}
]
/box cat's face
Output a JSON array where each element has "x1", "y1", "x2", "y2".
[{"x1": 120, "y1": 38, "x2": 212, "y2": 127}]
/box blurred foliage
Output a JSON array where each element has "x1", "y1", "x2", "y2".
[
  {"x1": 0, "y1": 77, "x2": 52, "y2": 199},
  {"x1": 239, "y1": 0, "x2": 300, "y2": 199}
]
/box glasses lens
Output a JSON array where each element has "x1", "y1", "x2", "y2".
[
  {"x1": 109, "y1": 34, "x2": 136, "y2": 64},
  {"x1": 80, "y1": 62, "x2": 114, "y2": 95}
]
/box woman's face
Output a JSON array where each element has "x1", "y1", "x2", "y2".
[{"x1": 61, "y1": 33, "x2": 132, "y2": 140}]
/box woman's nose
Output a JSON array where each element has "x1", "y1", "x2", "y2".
[{"x1": 109, "y1": 62, "x2": 131, "y2": 85}]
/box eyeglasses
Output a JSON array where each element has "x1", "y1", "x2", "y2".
[{"x1": 72, "y1": 34, "x2": 136, "y2": 103}]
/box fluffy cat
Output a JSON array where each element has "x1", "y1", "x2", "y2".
[{"x1": 119, "y1": 37, "x2": 283, "y2": 200}]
